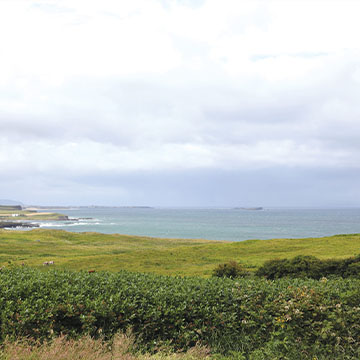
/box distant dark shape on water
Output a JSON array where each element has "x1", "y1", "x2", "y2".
[
  {"x1": 234, "y1": 207, "x2": 263, "y2": 211},
  {"x1": 0, "y1": 205, "x2": 22, "y2": 211}
]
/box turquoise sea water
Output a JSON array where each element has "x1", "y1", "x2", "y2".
[{"x1": 33, "y1": 207, "x2": 360, "y2": 242}]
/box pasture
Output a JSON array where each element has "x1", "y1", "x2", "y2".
[{"x1": 1, "y1": 229, "x2": 360, "y2": 276}]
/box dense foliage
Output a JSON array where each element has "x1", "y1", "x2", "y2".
[
  {"x1": 256, "y1": 254, "x2": 360, "y2": 279},
  {"x1": 212, "y1": 261, "x2": 249, "y2": 278},
  {"x1": 1, "y1": 267, "x2": 360, "y2": 359}
]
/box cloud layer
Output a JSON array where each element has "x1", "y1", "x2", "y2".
[{"x1": 1, "y1": 0, "x2": 359, "y2": 205}]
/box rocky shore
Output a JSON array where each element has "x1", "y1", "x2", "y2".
[{"x1": 0, "y1": 221, "x2": 40, "y2": 229}]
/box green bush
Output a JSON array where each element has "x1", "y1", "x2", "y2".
[
  {"x1": 1, "y1": 267, "x2": 360, "y2": 358},
  {"x1": 212, "y1": 261, "x2": 249, "y2": 278},
  {"x1": 256, "y1": 254, "x2": 360, "y2": 279}
]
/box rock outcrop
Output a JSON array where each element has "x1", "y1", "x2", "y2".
[{"x1": 0, "y1": 221, "x2": 39, "y2": 229}]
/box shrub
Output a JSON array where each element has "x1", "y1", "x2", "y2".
[
  {"x1": 2, "y1": 267, "x2": 360, "y2": 358},
  {"x1": 255, "y1": 258, "x2": 287, "y2": 279},
  {"x1": 212, "y1": 261, "x2": 249, "y2": 279},
  {"x1": 256, "y1": 254, "x2": 360, "y2": 279}
]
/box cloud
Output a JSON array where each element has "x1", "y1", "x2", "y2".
[{"x1": 0, "y1": 0, "x2": 360, "y2": 205}]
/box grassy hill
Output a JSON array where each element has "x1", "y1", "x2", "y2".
[{"x1": 1, "y1": 229, "x2": 360, "y2": 276}]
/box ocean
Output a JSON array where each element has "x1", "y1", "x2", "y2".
[{"x1": 33, "y1": 207, "x2": 360, "y2": 242}]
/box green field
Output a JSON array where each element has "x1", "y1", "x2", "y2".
[
  {"x1": 1, "y1": 229, "x2": 360, "y2": 276},
  {"x1": 0, "y1": 208, "x2": 67, "y2": 221}
]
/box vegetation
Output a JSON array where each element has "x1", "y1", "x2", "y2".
[
  {"x1": 2, "y1": 230, "x2": 360, "y2": 358},
  {"x1": 256, "y1": 254, "x2": 360, "y2": 279},
  {"x1": 1, "y1": 229, "x2": 360, "y2": 276},
  {"x1": 0, "y1": 208, "x2": 67, "y2": 221},
  {"x1": 0, "y1": 229, "x2": 219, "y2": 275},
  {"x1": 0, "y1": 333, "x2": 210, "y2": 360},
  {"x1": 1, "y1": 267, "x2": 360, "y2": 359},
  {"x1": 212, "y1": 261, "x2": 249, "y2": 278}
]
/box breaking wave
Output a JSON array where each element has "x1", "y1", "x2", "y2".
[{"x1": 38, "y1": 221, "x2": 102, "y2": 228}]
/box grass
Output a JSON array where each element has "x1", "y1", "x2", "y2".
[
  {"x1": 1, "y1": 229, "x2": 360, "y2": 276},
  {"x1": 0, "y1": 209, "x2": 67, "y2": 220},
  {"x1": 0, "y1": 333, "x2": 211, "y2": 360}
]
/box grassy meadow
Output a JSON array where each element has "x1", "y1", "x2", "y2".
[
  {"x1": 0, "y1": 208, "x2": 67, "y2": 221},
  {"x1": 1, "y1": 229, "x2": 360, "y2": 275}
]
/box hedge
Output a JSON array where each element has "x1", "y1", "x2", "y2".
[{"x1": 1, "y1": 267, "x2": 360, "y2": 359}]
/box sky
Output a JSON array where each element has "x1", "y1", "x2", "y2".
[{"x1": 0, "y1": 0, "x2": 360, "y2": 207}]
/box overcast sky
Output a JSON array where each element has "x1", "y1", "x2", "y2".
[{"x1": 1, "y1": 0, "x2": 360, "y2": 207}]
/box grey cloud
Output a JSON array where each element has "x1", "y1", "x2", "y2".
[
  {"x1": 2, "y1": 167, "x2": 359, "y2": 207},
  {"x1": 2, "y1": 67, "x2": 360, "y2": 169},
  {"x1": 1, "y1": 0, "x2": 360, "y2": 206},
  {"x1": 0, "y1": 115, "x2": 66, "y2": 141},
  {"x1": 2, "y1": 60, "x2": 360, "y2": 149}
]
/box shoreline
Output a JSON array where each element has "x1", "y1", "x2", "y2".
[{"x1": 0, "y1": 221, "x2": 40, "y2": 229}]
